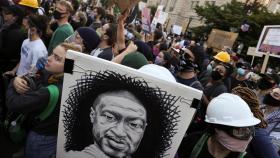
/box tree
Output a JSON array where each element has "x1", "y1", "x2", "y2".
[{"x1": 192, "y1": 0, "x2": 280, "y2": 54}]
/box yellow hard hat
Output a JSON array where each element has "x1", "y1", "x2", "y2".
[
  {"x1": 19, "y1": 0, "x2": 39, "y2": 9},
  {"x1": 214, "y1": 51, "x2": 230, "y2": 63}
]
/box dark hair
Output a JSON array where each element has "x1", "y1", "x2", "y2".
[
  {"x1": 28, "y1": 14, "x2": 49, "y2": 38},
  {"x1": 93, "y1": 6, "x2": 105, "y2": 18},
  {"x1": 63, "y1": 71, "x2": 180, "y2": 157},
  {"x1": 153, "y1": 29, "x2": 163, "y2": 42},
  {"x1": 104, "y1": 23, "x2": 117, "y2": 47}
]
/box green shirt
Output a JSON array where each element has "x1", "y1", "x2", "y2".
[{"x1": 48, "y1": 23, "x2": 74, "y2": 54}]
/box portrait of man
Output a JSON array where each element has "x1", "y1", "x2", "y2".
[{"x1": 62, "y1": 70, "x2": 180, "y2": 158}]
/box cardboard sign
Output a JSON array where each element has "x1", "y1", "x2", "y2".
[
  {"x1": 207, "y1": 29, "x2": 238, "y2": 51},
  {"x1": 57, "y1": 51, "x2": 202, "y2": 158},
  {"x1": 108, "y1": 0, "x2": 141, "y2": 13},
  {"x1": 141, "y1": 7, "x2": 151, "y2": 33},
  {"x1": 256, "y1": 25, "x2": 280, "y2": 55},
  {"x1": 173, "y1": 25, "x2": 183, "y2": 35}
]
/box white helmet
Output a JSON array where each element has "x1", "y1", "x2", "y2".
[{"x1": 205, "y1": 93, "x2": 260, "y2": 127}]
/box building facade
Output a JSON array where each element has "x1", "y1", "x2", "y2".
[{"x1": 146, "y1": 0, "x2": 275, "y2": 31}]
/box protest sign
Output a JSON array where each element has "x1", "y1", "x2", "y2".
[
  {"x1": 173, "y1": 25, "x2": 183, "y2": 35},
  {"x1": 151, "y1": 5, "x2": 168, "y2": 32},
  {"x1": 256, "y1": 25, "x2": 280, "y2": 55},
  {"x1": 57, "y1": 51, "x2": 202, "y2": 158},
  {"x1": 141, "y1": 7, "x2": 151, "y2": 33},
  {"x1": 207, "y1": 29, "x2": 238, "y2": 51}
]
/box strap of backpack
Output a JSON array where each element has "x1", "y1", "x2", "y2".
[
  {"x1": 190, "y1": 132, "x2": 211, "y2": 158},
  {"x1": 36, "y1": 85, "x2": 59, "y2": 121}
]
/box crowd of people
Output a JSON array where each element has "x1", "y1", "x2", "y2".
[{"x1": 0, "y1": 0, "x2": 280, "y2": 158}]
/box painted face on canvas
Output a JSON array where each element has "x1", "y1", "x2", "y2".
[{"x1": 90, "y1": 91, "x2": 147, "y2": 158}]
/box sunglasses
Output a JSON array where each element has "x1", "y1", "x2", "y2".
[{"x1": 219, "y1": 126, "x2": 255, "y2": 140}]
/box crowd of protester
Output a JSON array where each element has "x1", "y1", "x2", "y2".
[{"x1": 0, "y1": 0, "x2": 280, "y2": 157}]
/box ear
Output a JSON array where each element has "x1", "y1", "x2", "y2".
[{"x1": 90, "y1": 107, "x2": 96, "y2": 123}]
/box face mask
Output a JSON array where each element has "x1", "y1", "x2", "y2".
[
  {"x1": 207, "y1": 64, "x2": 212, "y2": 72},
  {"x1": 53, "y1": 10, "x2": 64, "y2": 20},
  {"x1": 155, "y1": 56, "x2": 164, "y2": 65},
  {"x1": 211, "y1": 70, "x2": 223, "y2": 81},
  {"x1": 215, "y1": 129, "x2": 252, "y2": 152},
  {"x1": 258, "y1": 78, "x2": 275, "y2": 90},
  {"x1": 237, "y1": 68, "x2": 246, "y2": 76},
  {"x1": 263, "y1": 93, "x2": 280, "y2": 107}
]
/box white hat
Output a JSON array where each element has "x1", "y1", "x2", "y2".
[
  {"x1": 205, "y1": 93, "x2": 260, "y2": 127},
  {"x1": 138, "y1": 64, "x2": 176, "y2": 83}
]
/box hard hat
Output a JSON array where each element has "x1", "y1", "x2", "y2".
[
  {"x1": 205, "y1": 93, "x2": 260, "y2": 127},
  {"x1": 18, "y1": 0, "x2": 39, "y2": 9},
  {"x1": 139, "y1": 64, "x2": 176, "y2": 83},
  {"x1": 214, "y1": 51, "x2": 230, "y2": 63}
]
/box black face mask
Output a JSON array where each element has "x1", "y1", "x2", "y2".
[
  {"x1": 211, "y1": 70, "x2": 223, "y2": 81},
  {"x1": 258, "y1": 78, "x2": 275, "y2": 90},
  {"x1": 53, "y1": 10, "x2": 64, "y2": 20},
  {"x1": 263, "y1": 94, "x2": 280, "y2": 107}
]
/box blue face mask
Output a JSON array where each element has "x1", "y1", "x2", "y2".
[
  {"x1": 237, "y1": 68, "x2": 246, "y2": 76},
  {"x1": 207, "y1": 64, "x2": 212, "y2": 72}
]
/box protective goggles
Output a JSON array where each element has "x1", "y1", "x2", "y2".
[{"x1": 219, "y1": 126, "x2": 255, "y2": 140}]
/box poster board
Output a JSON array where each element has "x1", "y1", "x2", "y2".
[
  {"x1": 256, "y1": 25, "x2": 280, "y2": 56},
  {"x1": 207, "y1": 29, "x2": 238, "y2": 50},
  {"x1": 57, "y1": 51, "x2": 202, "y2": 158},
  {"x1": 138, "y1": 1, "x2": 147, "y2": 10},
  {"x1": 151, "y1": 5, "x2": 168, "y2": 32},
  {"x1": 141, "y1": 7, "x2": 151, "y2": 33},
  {"x1": 173, "y1": 25, "x2": 183, "y2": 35}
]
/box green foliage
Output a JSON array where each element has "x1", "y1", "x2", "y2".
[{"x1": 193, "y1": 0, "x2": 280, "y2": 53}]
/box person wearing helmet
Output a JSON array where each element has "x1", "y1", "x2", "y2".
[
  {"x1": 178, "y1": 93, "x2": 260, "y2": 158},
  {"x1": 18, "y1": 0, "x2": 39, "y2": 15},
  {"x1": 199, "y1": 51, "x2": 231, "y2": 87},
  {"x1": 230, "y1": 62, "x2": 254, "y2": 90}
]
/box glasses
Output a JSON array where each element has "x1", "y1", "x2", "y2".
[{"x1": 220, "y1": 126, "x2": 255, "y2": 140}]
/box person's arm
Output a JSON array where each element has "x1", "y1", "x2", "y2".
[
  {"x1": 6, "y1": 78, "x2": 50, "y2": 113},
  {"x1": 112, "y1": 42, "x2": 137, "y2": 64},
  {"x1": 3, "y1": 63, "x2": 19, "y2": 77},
  {"x1": 117, "y1": 9, "x2": 129, "y2": 52}
]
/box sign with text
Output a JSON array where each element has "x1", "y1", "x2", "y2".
[
  {"x1": 141, "y1": 7, "x2": 151, "y2": 33},
  {"x1": 256, "y1": 25, "x2": 280, "y2": 56}
]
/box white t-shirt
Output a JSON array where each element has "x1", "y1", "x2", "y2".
[{"x1": 17, "y1": 38, "x2": 48, "y2": 76}]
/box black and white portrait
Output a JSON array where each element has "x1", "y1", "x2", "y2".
[{"x1": 57, "y1": 51, "x2": 202, "y2": 158}]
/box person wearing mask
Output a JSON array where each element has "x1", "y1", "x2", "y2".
[
  {"x1": 256, "y1": 73, "x2": 279, "y2": 103},
  {"x1": 6, "y1": 43, "x2": 81, "y2": 158},
  {"x1": 175, "y1": 53, "x2": 203, "y2": 91},
  {"x1": 203, "y1": 63, "x2": 233, "y2": 105},
  {"x1": 232, "y1": 86, "x2": 280, "y2": 158},
  {"x1": 154, "y1": 51, "x2": 173, "y2": 70},
  {"x1": 199, "y1": 51, "x2": 231, "y2": 87},
  {"x1": 48, "y1": 0, "x2": 74, "y2": 54},
  {"x1": 4, "y1": 14, "x2": 49, "y2": 77},
  {"x1": 231, "y1": 62, "x2": 254, "y2": 90},
  {"x1": 90, "y1": 23, "x2": 117, "y2": 61},
  {"x1": 178, "y1": 93, "x2": 260, "y2": 158},
  {"x1": 262, "y1": 87, "x2": 280, "y2": 152}
]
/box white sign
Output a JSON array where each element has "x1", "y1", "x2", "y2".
[
  {"x1": 151, "y1": 5, "x2": 167, "y2": 32},
  {"x1": 256, "y1": 25, "x2": 280, "y2": 55},
  {"x1": 247, "y1": 47, "x2": 263, "y2": 57},
  {"x1": 173, "y1": 25, "x2": 183, "y2": 35},
  {"x1": 138, "y1": 1, "x2": 147, "y2": 10},
  {"x1": 57, "y1": 51, "x2": 202, "y2": 158}
]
